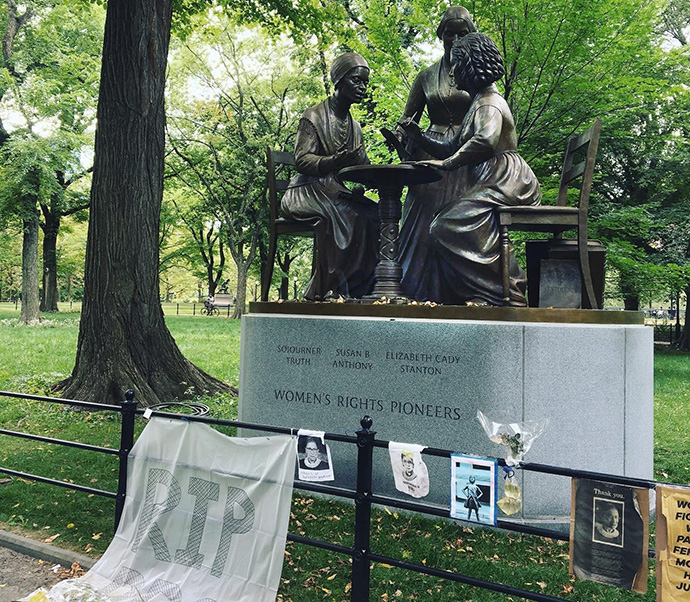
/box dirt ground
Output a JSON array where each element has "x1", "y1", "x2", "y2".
[{"x1": 0, "y1": 547, "x2": 65, "y2": 602}]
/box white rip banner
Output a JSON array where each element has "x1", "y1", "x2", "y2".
[{"x1": 25, "y1": 418, "x2": 296, "y2": 602}]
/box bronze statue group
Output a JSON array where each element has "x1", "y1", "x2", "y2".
[{"x1": 281, "y1": 7, "x2": 541, "y2": 306}]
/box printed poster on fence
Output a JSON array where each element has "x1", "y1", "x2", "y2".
[
  {"x1": 656, "y1": 484, "x2": 690, "y2": 601},
  {"x1": 296, "y1": 430, "x2": 335, "y2": 482},
  {"x1": 569, "y1": 478, "x2": 648, "y2": 593},
  {"x1": 388, "y1": 442, "x2": 429, "y2": 498},
  {"x1": 450, "y1": 454, "x2": 497, "y2": 526},
  {"x1": 39, "y1": 418, "x2": 295, "y2": 602}
]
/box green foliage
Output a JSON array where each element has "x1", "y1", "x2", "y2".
[
  {"x1": 0, "y1": 134, "x2": 75, "y2": 217},
  {"x1": 8, "y1": 2, "x2": 103, "y2": 131},
  {"x1": 165, "y1": 22, "x2": 327, "y2": 304},
  {"x1": 0, "y1": 228, "x2": 22, "y2": 299},
  {"x1": 0, "y1": 0, "x2": 102, "y2": 313}
]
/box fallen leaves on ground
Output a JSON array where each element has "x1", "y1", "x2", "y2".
[{"x1": 55, "y1": 562, "x2": 87, "y2": 580}]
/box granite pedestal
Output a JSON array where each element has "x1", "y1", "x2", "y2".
[{"x1": 239, "y1": 304, "x2": 653, "y2": 528}]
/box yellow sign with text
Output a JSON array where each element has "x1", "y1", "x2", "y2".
[{"x1": 657, "y1": 485, "x2": 690, "y2": 601}]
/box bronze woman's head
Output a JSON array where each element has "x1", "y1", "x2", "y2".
[
  {"x1": 451, "y1": 33, "x2": 505, "y2": 92},
  {"x1": 330, "y1": 52, "x2": 370, "y2": 105},
  {"x1": 436, "y1": 6, "x2": 477, "y2": 39},
  {"x1": 330, "y1": 52, "x2": 369, "y2": 88},
  {"x1": 437, "y1": 6, "x2": 477, "y2": 58}
]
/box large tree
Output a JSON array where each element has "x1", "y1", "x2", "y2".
[
  {"x1": 0, "y1": 0, "x2": 102, "y2": 317},
  {"x1": 58, "y1": 0, "x2": 231, "y2": 404},
  {"x1": 56, "y1": 0, "x2": 325, "y2": 402},
  {"x1": 0, "y1": 0, "x2": 39, "y2": 322}
]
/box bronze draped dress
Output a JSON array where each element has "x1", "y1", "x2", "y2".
[
  {"x1": 398, "y1": 57, "x2": 472, "y2": 302},
  {"x1": 281, "y1": 98, "x2": 379, "y2": 300},
  {"x1": 428, "y1": 86, "x2": 542, "y2": 306}
]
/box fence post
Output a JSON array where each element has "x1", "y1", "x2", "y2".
[
  {"x1": 351, "y1": 415, "x2": 375, "y2": 601},
  {"x1": 115, "y1": 389, "x2": 138, "y2": 534}
]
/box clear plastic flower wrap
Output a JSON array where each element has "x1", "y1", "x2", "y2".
[
  {"x1": 477, "y1": 410, "x2": 548, "y2": 516},
  {"x1": 476, "y1": 410, "x2": 548, "y2": 467},
  {"x1": 22, "y1": 581, "x2": 112, "y2": 602}
]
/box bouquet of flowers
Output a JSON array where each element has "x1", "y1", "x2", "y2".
[{"x1": 476, "y1": 410, "x2": 548, "y2": 515}]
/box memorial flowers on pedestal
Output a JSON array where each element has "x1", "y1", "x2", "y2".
[{"x1": 476, "y1": 410, "x2": 548, "y2": 515}]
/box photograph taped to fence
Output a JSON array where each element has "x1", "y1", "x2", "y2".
[
  {"x1": 388, "y1": 441, "x2": 429, "y2": 498},
  {"x1": 450, "y1": 454, "x2": 497, "y2": 526},
  {"x1": 569, "y1": 478, "x2": 648, "y2": 594},
  {"x1": 296, "y1": 430, "x2": 335, "y2": 482}
]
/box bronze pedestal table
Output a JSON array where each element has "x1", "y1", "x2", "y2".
[{"x1": 339, "y1": 163, "x2": 442, "y2": 300}]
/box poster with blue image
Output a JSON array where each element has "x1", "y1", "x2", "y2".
[{"x1": 450, "y1": 453, "x2": 498, "y2": 526}]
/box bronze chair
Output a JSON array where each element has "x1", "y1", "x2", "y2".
[
  {"x1": 497, "y1": 119, "x2": 602, "y2": 309},
  {"x1": 261, "y1": 147, "x2": 318, "y2": 302}
]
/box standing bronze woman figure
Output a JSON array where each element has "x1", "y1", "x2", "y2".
[
  {"x1": 396, "y1": 7, "x2": 477, "y2": 303},
  {"x1": 401, "y1": 33, "x2": 541, "y2": 306},
  {"x1": 281, "y1": 53, "x2": 379, "y2": 301}
]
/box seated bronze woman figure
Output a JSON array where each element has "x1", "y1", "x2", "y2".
[
  {"x1": 281, "y1": 53, "x2": 379, "y2": 301},
  {"x1": 401, "y1": 33, "x2": 541, "y2": 306}
]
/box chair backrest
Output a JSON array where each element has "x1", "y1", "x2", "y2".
[
  {"x1": 556, "y1": 119, "x2": 602, "y2": 210},
  {"x1": 267, "y1": 147, "x2": 296, "y2": 224}
]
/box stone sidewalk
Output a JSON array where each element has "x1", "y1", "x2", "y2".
[{"x1": 0, "y1": 530, "x2": 94, "y2": 602}]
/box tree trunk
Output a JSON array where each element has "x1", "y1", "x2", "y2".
[
  {"x1": 676, "y1": 287, "x2": 690, "y2": 351},
  {"x1": 623, "y1": 295, "x2": 640, "y2": 311},
  {"x1": 230, "y1": 233, "x2": 257, "y2": 320},
  {"x1": 40, "y1": 211, "x2": 60, "y2": 312},
  {"x1": 20, "y1": 215, "x2": 41, "y2": 324},
  {"x1": 232, "y1": 267, "x2": 247, "y2": 320},
  {"x1": 58, "y1": 0, "x2": 232, "y2": 405}
]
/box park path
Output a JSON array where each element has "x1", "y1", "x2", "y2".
[
  {"x1": 0, "y1": 530, "x2": 94, "y2": 602},
  {"x1": 0, "y1": 546, "x2": 63, "y2": 601}
]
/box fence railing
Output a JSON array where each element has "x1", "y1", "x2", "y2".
[
  {"x1": 0, "y1": 301, "x2": 234, "y2": 317},
  {"x1": 0, "y1": 390, "x2": 660, "y2": 602}
]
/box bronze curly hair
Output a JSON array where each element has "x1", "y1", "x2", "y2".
[{"x1": 451, "y1": 33, "x2": 505, "y2": 91}]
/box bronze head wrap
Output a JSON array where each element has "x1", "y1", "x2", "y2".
[
  {"x1": 436, "y1": 6, "x2": 477, "y2": 39},
  {"x1": 330, "y1": 52, "x2": 369, "y2": 88}
]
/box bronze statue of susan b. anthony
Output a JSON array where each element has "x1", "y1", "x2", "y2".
[
  {"x1": 401, "y1": 33, "x2": 542, "y2": 306},
  {"x1": 280, "y1": 52, "x2": 379, "y2": 301},
  {"x1": 395, "y1": 6, "x2": 477, "y2": 303}
]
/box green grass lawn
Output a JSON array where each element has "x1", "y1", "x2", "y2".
[{"x1": 0, "y1": 308, "x2": 687, "y2": 601}]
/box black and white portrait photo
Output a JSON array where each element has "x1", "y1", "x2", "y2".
[
  {"x1": 296, "y1": 432, "x2": 335, "y2": 482},
  {"x1": 570, "y1": 478, "x2": 648, "y2": 593},
  {"x1": 592, "y1": 499, "x2": 624, "y2": 547}
]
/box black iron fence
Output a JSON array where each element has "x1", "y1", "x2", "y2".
[{"x1": 0, "y1": 390, "x2": 660, "y2": 602}]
